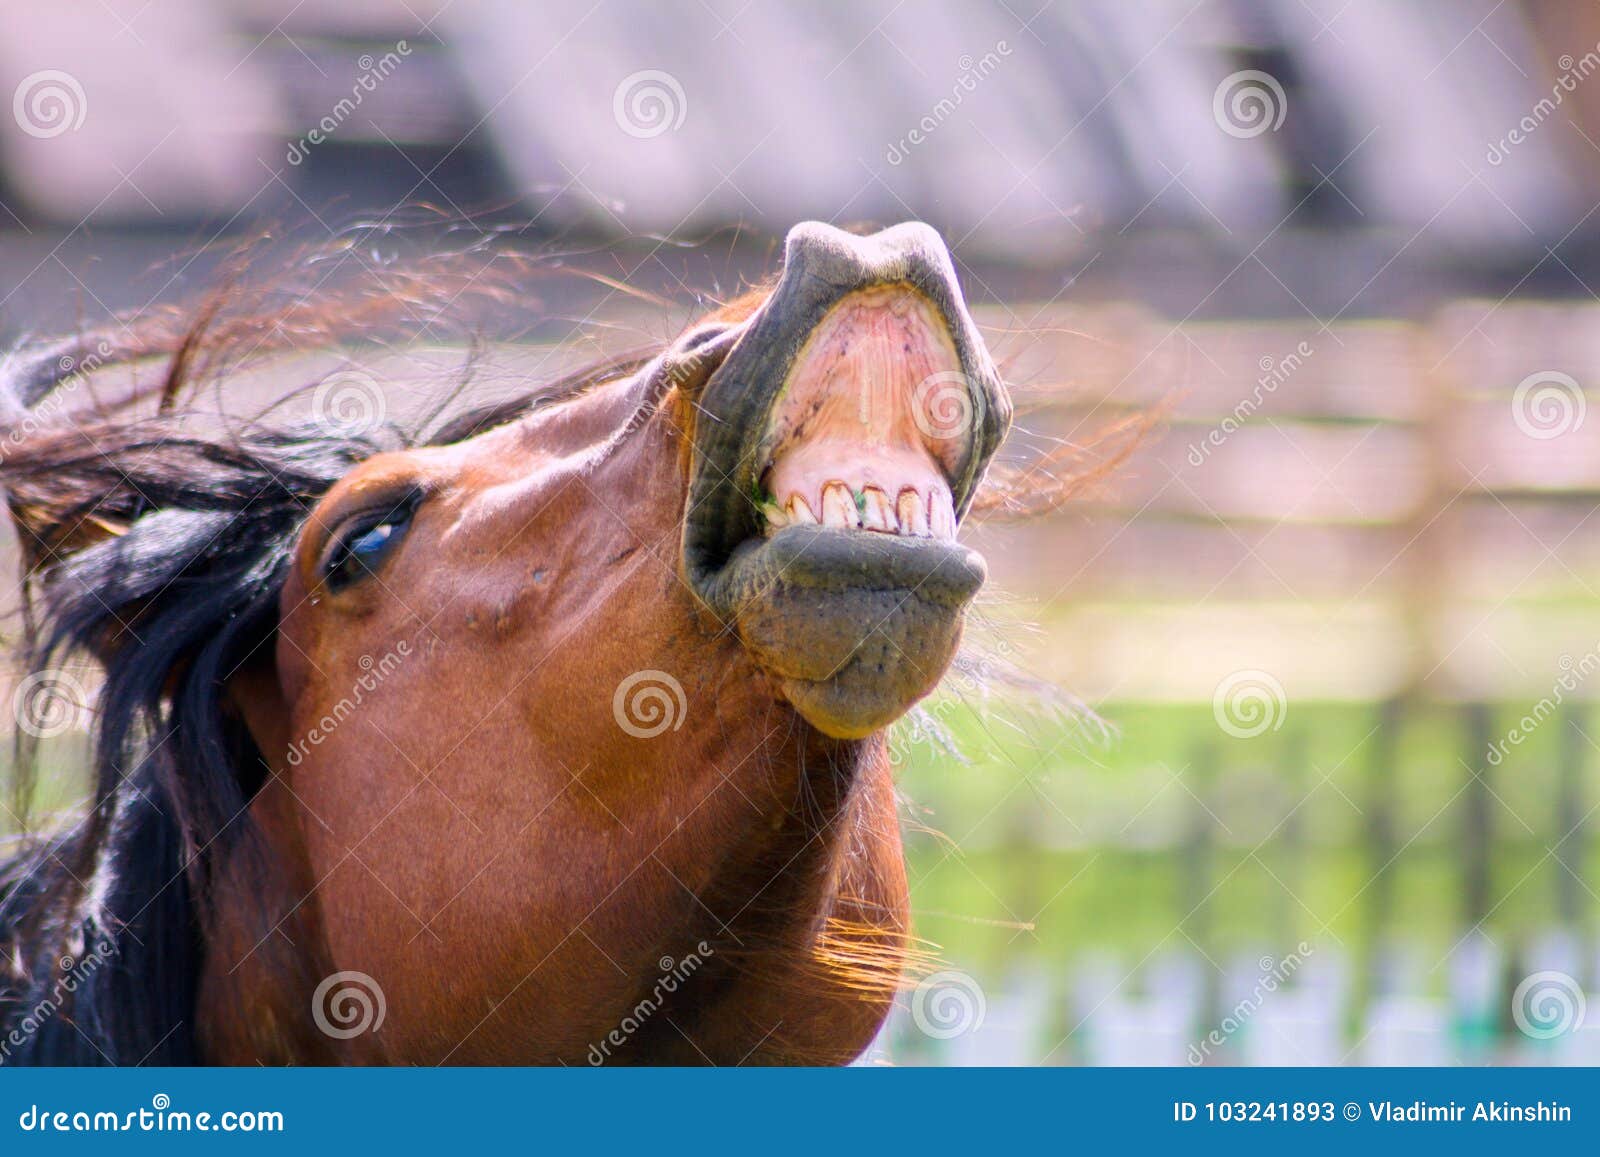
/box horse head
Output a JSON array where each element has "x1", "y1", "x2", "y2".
[{"x1": 0, "y1": 222, "x2": 1045, "y2": 1065}]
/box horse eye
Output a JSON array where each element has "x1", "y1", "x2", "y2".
[{"x1": 322, "y1": 510, "x2": 413, "y2": 592}]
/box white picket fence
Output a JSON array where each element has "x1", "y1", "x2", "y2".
[{"x1": 864, "y1": 933, "x2": 1600, "y2": 1066}]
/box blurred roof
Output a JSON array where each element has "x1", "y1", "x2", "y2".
[{"x1": 1, "y1": 0, "x2": 1597, "y2": 262}]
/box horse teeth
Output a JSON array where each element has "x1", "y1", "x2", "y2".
[
  {"x1": 820, "y1": 482, "x2": 860, "y2": 528},
  {"x1": 860, "y1": 486, "x2": 895, "y2": 532},
  {"x1": 930, "y1": 489, "x2": 956, "y2": 539},
  {"x1": 897, "y1": 488, "x2": 929, "y2": 536},
  {"x1": 760, "y1": 501, "x2": 789, "y2": 533},
  {"x1": 777, "y1": 481, "x2": 954, "y2": 538}
]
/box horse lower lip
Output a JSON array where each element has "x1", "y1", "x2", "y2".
[{"x1": 709, "y1": 525, "x2": 985, "y2": 738}]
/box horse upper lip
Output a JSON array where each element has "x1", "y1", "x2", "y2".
[{"x1": 681, "y1": 221, "x2": 1010, "y2": 612}]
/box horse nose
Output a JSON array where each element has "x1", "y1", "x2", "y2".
[
  {"x1": 776, "y1": 220, "x2": 966, "y2": 308},
  {"x1": 762, "y1": 220, "x2": 1007, "y2": 472},
  {"x1": 681, "y1": 219, "x2": 1010, "y2": 592}
]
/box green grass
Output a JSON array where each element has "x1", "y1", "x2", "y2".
[{"x1": 892, "y1": 698, "x2": 1600, "y2": 978}]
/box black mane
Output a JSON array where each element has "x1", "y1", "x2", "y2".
[{"x1": 0, "y1": 385, "x2": 395, "y2": 1063}]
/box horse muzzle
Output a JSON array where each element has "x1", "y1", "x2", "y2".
[{"x1": 683, "y1": 221, "x2": 1011, "y2": 739}]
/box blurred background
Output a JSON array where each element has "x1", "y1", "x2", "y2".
[{"x1": 4, "y1": 0, "x2": 1600, "y2": 1065}]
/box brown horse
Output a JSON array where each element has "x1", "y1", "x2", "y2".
[{"x1": 0, "y1": 222, "x2": 1111, "y2": 1065}]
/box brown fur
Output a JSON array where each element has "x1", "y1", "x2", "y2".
[{"x1": 1, "y1": 232, "x2": 1142, "y2": 1065}]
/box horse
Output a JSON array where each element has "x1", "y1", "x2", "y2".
[{"x1": 0, "y1": 221, "x2": 1122, "y2": 1065}]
